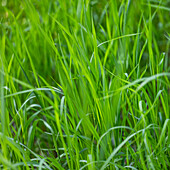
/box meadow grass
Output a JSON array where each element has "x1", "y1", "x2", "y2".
[{"x1": 0, "y1": 0, "x2": 170, "y2": 169}]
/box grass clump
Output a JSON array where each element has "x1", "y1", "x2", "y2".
[{"x1": 0, "y1": 0, "x2": 170, "y2": 169}]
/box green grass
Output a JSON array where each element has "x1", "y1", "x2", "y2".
[{"x1": 0, "y1": 0, "x2": 170, "y2": 169}]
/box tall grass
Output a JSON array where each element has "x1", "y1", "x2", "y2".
[{"x1": 0, "y1": 0, "x2": 170, "y2": 169}]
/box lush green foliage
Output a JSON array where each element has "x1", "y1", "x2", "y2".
[{"x1": 0, "y1": 0, "x2": 170, "y2": 169}]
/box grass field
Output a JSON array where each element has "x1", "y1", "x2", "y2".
[{"x1": 0, "y1": 0, "x2": 170, "y2": 169}]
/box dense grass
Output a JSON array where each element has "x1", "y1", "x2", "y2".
[{"x1": 0, "y1": 0, "x2": 170, "y2": 169}]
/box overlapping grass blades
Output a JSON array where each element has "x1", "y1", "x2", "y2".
[{"x1": 0, "y1": 0, "x2": 170, "y2": 169}]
